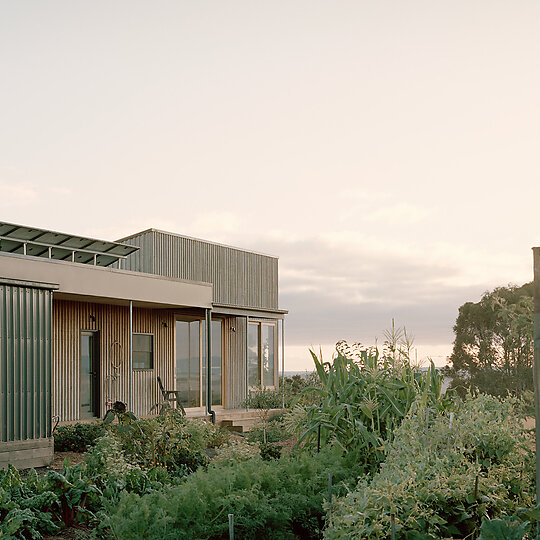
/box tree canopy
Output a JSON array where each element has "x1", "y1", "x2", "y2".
[{"x1": 446, "y1": 282, "x2": 533, "y2": 397}]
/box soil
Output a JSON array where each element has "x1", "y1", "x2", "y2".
[
  {"x1": 43, "y1": 525, "x2": 93, "y2": 540},
  {"x1": 278, "y1": 435, "x2": 298, "y2": 454},
  {"x1": 51, "y1": 451, "x2": 86, "y2": 469}
]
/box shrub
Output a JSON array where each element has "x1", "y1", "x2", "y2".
[
  {"x1": 280, "y1": 373, "x2": 322, "y2": 407},
  {"x1": 242, "y1": 386, "x2": 283, "y2": 410},
  {"x1": 259, "y1": 442, "x2": 282, "y2": 461},
  {"x1": 54, "y1": 422, "x2": 105, "y2": 452},
  {"x1": 246, "y1": 416, "x2": 288, "y2": 444},
  {"x1": 213, "y1": 439, "x2": 260, "y2": 464},
  {"x1": 99, "y1": 408, "x2": 211, "y2": 475},
  {"x1": 325, "y1": 394, "x2": 535, "y2": 539},
  {"x1": 106, "y1": 446, "x2": 365, "y2": 540}
]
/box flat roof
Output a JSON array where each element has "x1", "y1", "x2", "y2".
[
  {"x1": 118, "y1": 228, "x2": 279, "y2": 259},
  {"x1": 0, "y1": 221, "x2": 139, "y2": 267},
  {"x1": 0, "y1": 252, "x2": 212, "y2": 309}
]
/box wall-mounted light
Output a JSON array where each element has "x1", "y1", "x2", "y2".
[
  {"x1": 162, "y1": 321, "x2": 168, "y2": 328},
  {"x1": 90, "y1": 314, "x2": 96, "y2": 322},
  {"x1": 231, "y1": 326, "x2": 236, "y2": 333}
]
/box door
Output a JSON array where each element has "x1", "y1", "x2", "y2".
[
  {"x1": 175, "y1": 318, "x2": 223, "y2": 408},
  {"x1": 80, "y1": 331, "x2": 100, "y2": 419},
  {"x1": 176, "y1": 320, "x2": 202, "y2": 408}
]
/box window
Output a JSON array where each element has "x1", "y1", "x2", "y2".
[
  {"x1": 248, "y1": 322, "x2": 277, "y2": 388},
  {"x1": 133, "y1": 333, "x2": 153, "y2": 370}
]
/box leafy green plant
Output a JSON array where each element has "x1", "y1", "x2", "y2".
[
  {"x1": 0, "y1": 466, "x2": 59, "y2": 539},
  {"x1": 296, "y1": 346, "x2": 448, "y2": 468},
  {"x1": 280, "y1": 373, "x2": 322, "y2": 407},
  {"x1": 325, "y1": 394, "x2": 535, "y2": 539},
  {"x1": 87, "y1": 408, "x2": 215, "y2": 489},
  {"x1": 246, "y1": 415, "x2": 288, "y2": 444},
  {"x1": 45, "y1": 460, "x2": 101, "y2": 527},
  {"x1": 0, "y1": 461, "x2": 103, "y2": 539},
  {"x1": 477, "y1": 516, "x2": 531, "y2": 540},
  {"x1": 259, "y1": 442, "x2": 282, "y2": 461},
  {"x1": 242, "y1": 386, "x2": 283, "y2": 410},
  {"x1": 54, "y1": 421, "x2": 105, "y2": 452}
]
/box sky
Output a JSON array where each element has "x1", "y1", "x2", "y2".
[{"x1": 1, "y1": 1, "x2": 539, "y2": 370}]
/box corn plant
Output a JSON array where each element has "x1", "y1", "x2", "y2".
[{"x1": 295, "y1": 345, "x2": 448, "y2": 466}]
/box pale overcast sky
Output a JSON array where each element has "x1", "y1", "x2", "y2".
[{"x1": 1, "y1": 1, "x2": 539, "y2": 369}]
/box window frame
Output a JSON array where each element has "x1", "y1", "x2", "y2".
[
  {"x1": 175, "y1": 317, "x2": 224, "y2": 409},
  {"x1": 132, "y1": 332, "x2": 154, "y2": 370},
  {"x1": 248, "y1": 320, "x2": 278, "y2": 389}
]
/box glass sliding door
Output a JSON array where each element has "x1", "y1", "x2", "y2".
[{"x1": 176, "y1": 318, "x2": 223, "y2": 408}]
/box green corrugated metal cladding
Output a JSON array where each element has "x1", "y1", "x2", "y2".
[{"x1": 0, "y1": 282, "x2": 53, "y2": 442}]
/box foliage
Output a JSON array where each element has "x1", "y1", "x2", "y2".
[
  {"x1": 0, "y1": 460, "x2": 102, "y2": 539},
  {"x1": 85, "y1": 409, "x2": 229, "y2": 504},
  {"x1": 325, "y1": 394, "x2": 535, "y2": 539},
  {"x1": 106, "y1": 446, "x2": 365, "y2": 540},
  {"x1": 477, "y1": 515, "x2": 531, "y2": 540},
  {"x1": 104, "y1": 408, "x2": 210, "y2": 474},
  {"x1": 259, "y1": 442, "x2": 282, "y2": 461},
  {"x1": 283, "y1": 404, "x2": 309, "y2": 438},
  {"x1": 213, "y1": 439, "x2": 260, "y2": 464},
  {"x1": 242, "y1": 385, "x2": 283, "y2": 410},
  {"x1": 295, "y1": 345, "x2": 449, "y2": 468},
  {"x1": 0, "y1": 466, "x2": 59, "y2": 539},
  {"x1": 54, "y1": 421, "x2": 105, "y2": 452},
  {"x1": 44, "y1": 460, "x2": 101, "y2": 527},
  {"x1": 246, "y1": 414, "x2": 288, "y2": 444},
  {"x1": 446, "y1": 283, "x2": 533, "y2": 397},
  {"x1": 280, "y1": 373, "x2": 323, "y2": 407}
]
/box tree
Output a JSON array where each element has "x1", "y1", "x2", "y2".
[{"x1": 445, "y1": 283, "x2": 533, "y2": 397}]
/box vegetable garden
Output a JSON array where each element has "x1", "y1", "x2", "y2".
[{"x1": 1, "y1": 340, "x2": 537, "y2": 539}]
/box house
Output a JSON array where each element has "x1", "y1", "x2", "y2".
[{"x1": 0, "y1": 221, "x2": 286, "y2": 468}]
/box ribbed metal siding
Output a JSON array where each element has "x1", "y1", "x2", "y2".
[
  {"x1": 52, "y1": 300, "x2": 175, "y2": 421},
  {"x1": 123, "y1": 230, "x2": 279, "y2": 310},
  {"x1": 0, "y1": 284, "x2": 52, "y2": 442},
  {"x1": 121, "y1": 232, "x2": 155, "y2": 274}
]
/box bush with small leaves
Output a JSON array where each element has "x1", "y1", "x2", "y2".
[{"x1": 54, "y1": 421, "x2": 105, "y2": 452}]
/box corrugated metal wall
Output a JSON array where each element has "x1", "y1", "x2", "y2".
[
  {"x1": 0, "y1": 284, "x2": 52, "y2": 442},
  {"x1": 123, "y1": 230, "x2": 279, "y2": 310},
  {"x1": 52, "y1": 300, "x2": 175, "y2": 421}
]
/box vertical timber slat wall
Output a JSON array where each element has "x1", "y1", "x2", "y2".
[
  {"x1": 123, "y1": 230, "x2": 279, "y2": 310},
  {"x1": 0, "y1": 281, "x2": 54, "y2": 469},
  {"x1": 224, "y1": 316, "x2": 247, "y2": 409},
  {"x1": 52, "y1": 300, "x2": 175, "y2": 422}
]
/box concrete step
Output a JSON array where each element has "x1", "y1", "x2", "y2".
[{"x1": 220, "y1": 417, "x2": 262, "y2": 433}]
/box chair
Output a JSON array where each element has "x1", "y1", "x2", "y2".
[{"x1": 157, "y1": 376, "x2": 186, "y2": 416}]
